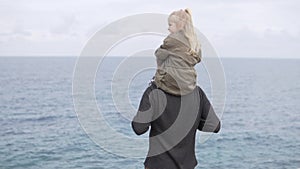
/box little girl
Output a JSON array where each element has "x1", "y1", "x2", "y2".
[{"x1": 154, "y1": 8, "x2": 201, "y2": 95}]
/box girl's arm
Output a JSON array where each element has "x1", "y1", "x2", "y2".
[
  {"x1": 155, "y1": 36, "x2": 173, "y2": 61},
  {"x1": 155, "y1": 48, "x2": 169, "y2": 63},
  {"x1": 197, "y1": 48, "x2": 202, "y2": 63}
]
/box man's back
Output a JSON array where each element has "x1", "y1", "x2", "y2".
[{"x1": 132, "y1": 82, "x2": 221, "y2": 169}]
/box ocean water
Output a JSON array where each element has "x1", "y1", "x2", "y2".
[{"x1": 0, "y1": 57, "x2": 299, "y2": 169}]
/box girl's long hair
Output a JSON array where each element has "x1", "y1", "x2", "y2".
[{"x1": 169, "y1": 8, "x2": 200, "y2": 56}]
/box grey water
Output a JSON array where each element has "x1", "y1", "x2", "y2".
[{"x1": 0, "y1": 57, "x2": 299, "y2": 169}]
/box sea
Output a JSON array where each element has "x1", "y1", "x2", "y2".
[{"x1": 0, "y1": 57, "x2": 299, "y2": 169}]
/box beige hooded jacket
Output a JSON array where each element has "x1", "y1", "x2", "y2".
[{"x1": 154, "y1": 30, "x2": 201, "y2": 96}]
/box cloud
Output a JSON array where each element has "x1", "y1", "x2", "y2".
[
  {"x1": 212, "y1": 27, "x2": 300, "y2": 58},
  {"x1": 50, "y1": 15, "x2": 78, "y2": 35},
  {"x1": 0, "y1": 0, "x2": 299, "y2": 58}
]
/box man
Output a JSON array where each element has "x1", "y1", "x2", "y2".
[{"x1": 131, "y1": 82, "x2": 221, "y2": 169}]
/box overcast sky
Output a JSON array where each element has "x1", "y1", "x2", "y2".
[{"x1": 0, "y1": 0, "x2": 299, "y2": 58}]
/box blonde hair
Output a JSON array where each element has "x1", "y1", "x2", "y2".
[{"x1": 168, "y1": 8, "x2": 200, "y2": 56}]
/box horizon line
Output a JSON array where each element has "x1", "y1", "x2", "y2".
[{"x1": 0, "y1": 56, "x2": 299, "y2": 59}]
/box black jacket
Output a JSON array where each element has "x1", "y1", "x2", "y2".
[{"x1": 131, "y1": 82, "x2": 221, "y2": 169}]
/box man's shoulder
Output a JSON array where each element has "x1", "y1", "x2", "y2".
[
  {"x1": 195, "y1": 85, "x2": 203, "y2": 92},
  {"x1": 143, "y1": 82, "x2": 158, "y2": 94},
  {"x1": 146, "y1": 82, "x2": 204, "y2": 97}
]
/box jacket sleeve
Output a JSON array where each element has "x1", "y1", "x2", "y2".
[
  {"x1": 131, "y1": 87, "x2": 153, "y2": 135},
  {"x1": 197, "y1": 48, "x2": 202, "y2": 63},
  {"x1": 154, "y1": 36, "x2": 173, "y2": 62},
  {"x1": 197, "y1": 87, "x2": 221, "y2": 133},
  {"x1": 155, "y1": 48, "x2": 170, "y2": 62}
]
